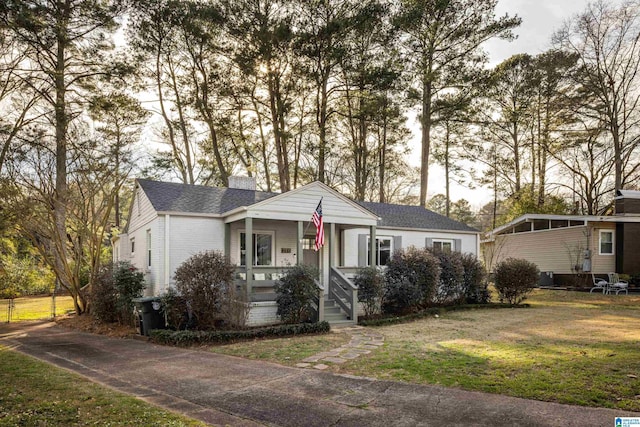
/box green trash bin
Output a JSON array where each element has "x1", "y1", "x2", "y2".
[{"x1": 133, "y1": 297, "x2": 165, "y2": 336}]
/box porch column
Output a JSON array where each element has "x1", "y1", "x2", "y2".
[
  {"x1": 329, "y1": 223, "x2": 336, "y2": 269},
  {"x1": 224, "y1": 223, "x2": 231, "y2": 260},
  {"x1": 245, "y1": 217, "x2": 253, "y2": 297},
  {"x1": 297, "y1": 220, "x2": 303, "y2": 265},
  {"x1": 369, "y1": 225, "x2": 377, "y2": 267}
]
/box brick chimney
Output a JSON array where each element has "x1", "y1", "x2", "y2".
[
  {"x1": 615, "y1": 190, "x2": 640, "y2": 215},
  {"x1": 228, "y1": 176, "x2": 257, "y2": 191}
]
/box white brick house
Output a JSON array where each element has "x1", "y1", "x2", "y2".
[{"x1": 114, "y1": 178, "x2": 480, "y2": 326}]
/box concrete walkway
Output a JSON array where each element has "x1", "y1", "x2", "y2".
[{"x1": 1, "y1": 321, "x2": 638, "y2": 427}]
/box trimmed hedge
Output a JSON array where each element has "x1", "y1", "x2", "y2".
[
  {"x1": 358, "y1": 303, "x2": 529, "y2": 327},
  {"x1": 149, "y1": 321, "x2": 331, "y2": 346}
]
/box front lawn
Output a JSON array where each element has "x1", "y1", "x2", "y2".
[
  {"x1": 0, "y1": 345, "x2": 206, "y2": 426},
  {"x1": 212, "y1": 290, "x2": 640, "y2": 411},
  {"x1": 0, "y1": 295, "x2": 76, "y2": 322}
]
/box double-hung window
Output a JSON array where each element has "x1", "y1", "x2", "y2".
[
  {"x1": 599, "y1": 230, "x2": 614, "y2": 255},
  {"x1": 240, "y1": 232, "x2": 274, "y2": 266},
  {"x1": 367, "y1": 237, "x2": 392, "y2": 266},
  {"x1": 432, "y1": 239, "x2": 453, "y2": 253},
  {"x1": 146, "y1": 230, "x2": 152, "y2": 267}
]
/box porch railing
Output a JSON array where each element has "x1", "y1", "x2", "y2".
[
  {"x1": 234, "y1": 266, "x2": 294, "y2": 302},
  {"x1": 311, "y1": 280, "x2": 325, "y2": 322},
  {"x1": 234, "y1": 268, "x2": 324, "y2": 322},
  {"x1": 329, "y1": 267, "x2": 358, "y2": 321}
]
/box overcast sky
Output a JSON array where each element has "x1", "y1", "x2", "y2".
[{"x1": 419, "y1": 0, "x2": 602, "y2": 208}]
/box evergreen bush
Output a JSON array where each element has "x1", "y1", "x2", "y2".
[
  {"x1": 429, "y1": 249, "x2": 465, "y2": 305},
  {"x1": 460, "y1": 253, "x2": 490, "y2": 304},
  {"x1": 90, "y1": 261, "x2": 145, "y2": 324},
  {"x1": 150, "y1": 321, "x2": 330, "y2": 346},
  {"x1": 355, "y1": 266, "x2": 385, "y2": 317},
  {"x1": 493, "y1": 257, "x2": 539, "y2": 304},
  {"x1": 383, "y1": 247, "x2": 440, "y2": 314},
  {"x1": 274, "y1": 264, "x2": 320, "y2": 324}
]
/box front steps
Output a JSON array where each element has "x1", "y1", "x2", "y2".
[{"x1": 323, "y1": 297, "x2": 356, "y2": 326}]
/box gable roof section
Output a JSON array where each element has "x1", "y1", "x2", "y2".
[
  {"x1": 134, "y1": 179, "x2": 478, "y2": 232},
  {"x1": 358, "y1": 201, "x2": 478, "y2": 232},
  {"x1": 137, "y1": 179, "x2": 278, "y2": 215},
  {"x1": 231, "y1": 181, "x2": 379, "y2": 225}
]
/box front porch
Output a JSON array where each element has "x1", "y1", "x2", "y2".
[
  {"x1": 233, "y1": 265, "x2": 363, "y2": 326},
  {"x1": 221, "y1": 182, "x2": 380, "y2": 326}
]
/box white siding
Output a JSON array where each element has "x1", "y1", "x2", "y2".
[
  {"x1": 164, "y1": 215, "x2": 226, "y2": 293},
  {"x1": 486, "y1": 224, "x2": 616, "y2": 274},
  {"x1": 122, "y1": 214, "x2": 226, "y2": 296},
  {"x1": 127, "y1": 186, "x2": 157, "y2": 233},
  {"x1": 342, "y1": 227, "x2": 479, "y2": 267},
  {"x1": 125, "y1": 217, "x2": 161, "y2": 295},
  {"x1": 241, "y1": 182, "x2": 377, "y2": 226},
  {"x1": 113, "y1": 233, "x2": 129, "y2": 262},
  {"x1": 246, "y1": 302, "x2": 279, "y2": 326}
]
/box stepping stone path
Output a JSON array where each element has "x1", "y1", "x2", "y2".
[{"x1": 296, "y1": 326, "x2": 384, "y2": 369}]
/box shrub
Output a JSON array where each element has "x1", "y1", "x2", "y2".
[
  {"x1": 174, "y1": 250, "x2": 236, "y2": 330},
  {"x1": 90, "y1": 263, "x2": 118, "y2": 323},
  {"x1": 355, "y1": 267, "x2": 385, "y2": 317},
  {"x1": 383, "y1": 247, "x2": 440, "y2": 314},
  {"x1": 113, "y1": 262, "x2": 146, "y2": 324},
  {"x1": 460, "y1": 253, "x2": 489, "y2": 304},
  {"x1": 429, "y1": 249, "x2": 465, "y2": 306},
  {"x1": 159, "y1": 287, "x2": 190, "y2": 330},
  {"x1": 150, "y1": 321, "x2": 330, "y2": 346},
  {"x1": 493, "y1": 257, "x2": 539, "y2": 304},
  {"x1": 275, "y1": 264, "x2": 320, "y2": 324},
  {"x1": 219, "y1": 283, "x2": 250, "y2": 329},
  {"x1": 90, "y1": 261, "x2": 145, "y2": 324}
]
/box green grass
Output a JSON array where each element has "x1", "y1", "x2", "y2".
[
  {"x1": 207, "y1": 290, "x2": 640, "y2": 411},
  {"x1": 0, "y1": 295, "x2": 76, "y2": 322},
  {"x1": 209, "y1": 331, "x2": 350, "y2": 365},
  {"x1": 0, "y1": 345, "x2": 207, "y2": 426}
]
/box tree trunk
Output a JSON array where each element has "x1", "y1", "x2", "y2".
[
  {"x1": 167, "y1": 56, "x2": 194, "y2": 184},
  {"x1": 317, "y1": 71, "x2": 329, "y2": 183},
  {"x1": 445, "y1": 122, "x2": 450, "y2": 217},
  {"x1": 379, "y1": 101, "x2": 388, "y2": 204},
  {"x1": 54, "y1": 2, "x2": 72, "y2": 310},
  {"x1": 155, "y1": 47, "x2": 186, "y2": 183},
  {"x1": 251, "y1": 91, "x2": 271, "y2": 192},
  {"x1": 419, "y1": 75, "x2": 432, "y2": 207},
  {"x1": 268, "y1": 68, "x2": 289, "y2": 192}
]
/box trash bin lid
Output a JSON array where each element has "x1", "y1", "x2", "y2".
[{"x1": 132, "y1": 296, "x2": 162, "y2": 309}]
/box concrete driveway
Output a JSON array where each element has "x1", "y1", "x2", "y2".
[{"x1": 1, "y1": 321, "x2": 638, "y2": 426}]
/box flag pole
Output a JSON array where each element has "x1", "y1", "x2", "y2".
[{"x1": 301, "y1": 197, "x2": 323, "y2": 238}]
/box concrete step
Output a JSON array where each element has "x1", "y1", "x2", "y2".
[
  {"x1": 324, "y1": 306, "x2": 342, "y2": 315},
  {"x1": 324, "y1": 298, "x2": 336, "y2": 307},
  {"x1": 327, "y1": 319, "x2": 357, "y2": 327},
  {"x1": 324, "y1": 313, "x2": 351, "y2": 322}
]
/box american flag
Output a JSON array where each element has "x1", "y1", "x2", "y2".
[{"x1": 312, "y1": 199, "x2": 324, "y2": 251}]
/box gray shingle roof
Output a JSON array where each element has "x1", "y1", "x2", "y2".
[
  {"x1": 137, "y1": 179, "x2": 278, "y2": 214},
  {"x1": 357, "y1": 201, "x2": 478, "y2": 232},
  {"x1": 137, "y1": 179, "x2": 478, "y2": 232}
]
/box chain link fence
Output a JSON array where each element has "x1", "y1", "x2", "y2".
[{"x1": 1, "y1": 294, "x2": 75, "y2": 323}]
